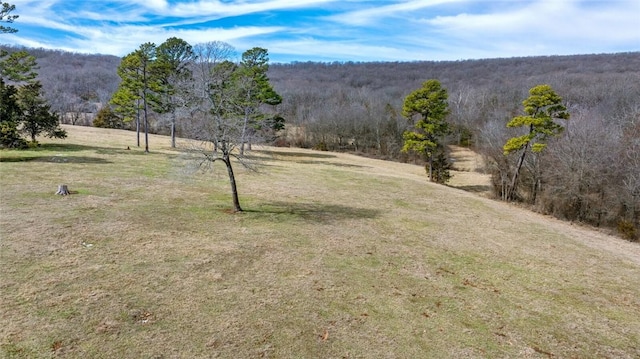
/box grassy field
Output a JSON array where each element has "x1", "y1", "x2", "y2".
[{"x1": 1, "y1": 125, "x2": 639, "y2": 358}]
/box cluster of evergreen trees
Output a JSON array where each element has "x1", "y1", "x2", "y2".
[
  {"x1": 106, "y1": 39, "x2": 282, "y2": 211},
  {"x1": 107, "y1": 40, "x2": 282, "y2": 154},
  {"x1": 0, "y1": 2, "x2": 65, "y2": 148}
]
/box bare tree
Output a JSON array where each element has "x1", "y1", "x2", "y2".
[
  {"x1": 186, "y1": 42, "x2": 244, "y2": 212},
  {"x1": 478, "y1": 118, "x2": 513, "y2": 200}
]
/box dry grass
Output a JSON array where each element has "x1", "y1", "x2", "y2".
[
  {"x1": 447, "y1": 145, "x2": 492, "y2": 196},
  {"x1": 1, "y1": 125, "x2": 639, "y2": 358}
]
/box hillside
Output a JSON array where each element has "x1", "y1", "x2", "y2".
[
  {"x1": 1, "y1": 126, "x2": 639, "y2": 358},
  {"x1": 7, "y1": 47, "x2": 636, "y2": 232}
]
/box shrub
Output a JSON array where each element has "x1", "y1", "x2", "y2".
[
  {"x1": 431, "y1": 149, "x2": 452, "y2": 184},
  {"x1": 313, "y1": 141, "x2": 328, "y2": 151},
  {"x1": 93, "y1": 107, "x2": 124, "y2": 129},
  {"x1": 0, "y1": 121, "x2": 27, "y2": 149},
  {"x1": 617, "y1": 220, "x2": 638, "y2": 242}
]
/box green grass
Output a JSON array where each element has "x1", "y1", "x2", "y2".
[{"x1": 1, "y1": 125, "x2": 639, "y2": 358}]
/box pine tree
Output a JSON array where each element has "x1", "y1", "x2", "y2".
[
  {"x1": 111, "y1": 43, "x2": 158, "y2": 152},
  {"x1": 0, "y1": 78, "x2": 25, "y2": 148},
  {"x1": 153, "y1": 37, "x2": 194, "y2": 148},
  {"x1": 503, "y1": 84, "x2": 569, "y2": 201},
  {"x1": 15, "y1": 81, "x2": 66, "y2": 143},
  {"x1": 401, "y1": 79, "x2": 451, "y2": 183},
  {"x1": 233, "y1": 47, "x2": 282, "y2": 154},
  {"x1": 0, "y1": 2, "x2": 18, "y2": 34}
]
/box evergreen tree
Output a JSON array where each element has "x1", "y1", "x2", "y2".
[
  {"x1": 111, "y1": 43, "x2": 158, "y2": 152},
  {"x1": 431, "y1": 145, "x2": 452, "y2": 184},
  {"x1": 0, "y1": 2, "x2": 18, "y2": 34},
  {"x1": 0, "y1": 50, "x2": 37, "y2": 82},
  {"x1": 401, "y1": 79, "x2": 451, "y2": 183},
  {"x1": 503, "y1": 84, "x2": 569, "y2": 201},
  {"x1": 110, "y1": 68, "x2": 141, "y2": 144},
  {"x1": 0, "y1": 78, "x2": 25, "y2": 148},
  {"x1": 0, "y1": 2, "x2": 23, "y2": 148},
  {"x1": 233, "y1": 47, "x2": 282, "y2": 154},
  {"x1": 153, "y1": 37, "x2": 194, "y2": 148},
  {"x1": 15, "y1": 81, "x2": 66, "y2": 142},
  {"x1": 0, "y1": 7, "x2": 65, "y2": 147},
  {"x1": 93, "y1": 106, "x2": 124, "y2": 129}
]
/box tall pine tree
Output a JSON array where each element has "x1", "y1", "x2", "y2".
[
  {"x1": 503, "y1": 84, "x2": 569, "y2": 201},
  {"x1": 402, "y1": 79, "x2": 451, "y2": 183}
]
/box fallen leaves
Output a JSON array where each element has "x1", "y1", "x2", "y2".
[
  {"x1": 51, "y1": 340, "x2": 63, "y2": 352},
  {"x1": 320, "y1": 329, "x2": 329, "y2": 341}
]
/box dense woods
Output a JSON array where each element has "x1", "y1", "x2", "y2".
[
  {"x1": 268, "y1": 54, "x2": 639, "y2": 240},
  {"x1": 2, "y1": 44, "x2": 638, "y2": 239},
  {"x1": 23, "y1": 48, "x2": 120, "y2": 125}
]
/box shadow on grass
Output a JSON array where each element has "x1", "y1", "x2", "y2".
[
  {"x1": 0, "y1": 155, "x2": 112, "y2": 164},
  {"x1": 45, "y1": 143, "x2": 152, "y2": 156},
  {"x1": 23, "y1": 143, "x2": 153, "y2": 155},
  {"x1": 255, "y1": 149, "x2": 337, "y2": 159},
  {"x1": 245, "y1": 201, "x2": 381, "y2": 223},
  {"x1": 36, "y1": 143, "x2": 93, "y2": 152},
  {"x1": 94, "y1": 148, "x2": 151, "y2": 156},
  {"x1": 294, "y1": 160, "x2": 368, "y2": 168},
  {"x1": 451, "y1": 184, "x2": 492, "y2": 193},
  {"x1": 0, "y1": 143, "x2": 177, "y2": 163},
  {"x1": 253, "y1": 149, "x2": 370, "y2": 168}
]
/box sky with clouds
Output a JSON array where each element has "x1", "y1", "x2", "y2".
[{"x1": 3, "y1": 0, "x2": 639, "y2": 63}]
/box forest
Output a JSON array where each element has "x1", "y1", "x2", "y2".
[{"x1": 1, "y1": 44, "x2": 639, "y2": 240}]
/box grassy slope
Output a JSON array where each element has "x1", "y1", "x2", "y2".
[{"x1": 1, "y1": 125, "x2": 639, "y2": 358}]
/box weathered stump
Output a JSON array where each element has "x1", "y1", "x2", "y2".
[{"x1": 56, "y1": 184, "x2": 70, "y2": 196}]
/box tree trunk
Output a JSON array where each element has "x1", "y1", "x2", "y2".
[
  {"x1": 223, "y1": 155, "x2": 243, "y2": 212},
  {"x1": 136, "y1": 101, "x2": 141, "y2": 147},
  {"x1": 171, "y1": 113, "x2": 176, "y2": 148},
  {"x1": 56, "y1": 184, "x2": 70, "y2": 196},
  {"x1": 507, "y1": 142, "x2": 529, "y2": 201},
  {"x1": 240, "y1": 111, "x2": 249, "y2": 156},
  {"x1": 143, "y1": 100, "x2": 149, "y2": 153},
  {"x1": 507, "y1": 124, "x2": 535, "y2": 201}
]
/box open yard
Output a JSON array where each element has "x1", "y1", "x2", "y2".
[{"x1": 1, "y1": 125, "x2": 639, "y2": 358}]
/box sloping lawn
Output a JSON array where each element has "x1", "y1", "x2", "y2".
[{"x1": 1, "y1": 125, "x2": 639, "y2": 358}]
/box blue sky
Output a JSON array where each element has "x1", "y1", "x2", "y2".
[{"x1": 3, "y1": 0, "x2": 639, "y2": 62}]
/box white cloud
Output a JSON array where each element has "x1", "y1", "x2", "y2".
[
  {"x1": 5, "y1": 0, "x2": 640, "y2": 61},
  {"x1": 424, "y1": 0, "x2": 640, "y2": 43},
  {"x1": 418, "y1": 0, "x2": 640, "y2": 57},
  {"x1": 170, "y1": 0, "x2": 335, "y2": 17},
  {"x1": 134, "y1": 0, "x2": 169, "y2": 11},
  {"x1": 327, "y1": 0, "x2": 466, "y2": 26},
  {"x1": 64, "y1": 25, "x2": 286, "y2": 55},
  {"x1": 263, "y1": 37, "x2": 431, "y2": 62}
]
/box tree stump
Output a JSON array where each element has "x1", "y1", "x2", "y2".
[{"x1": 56, "y1": 184, "x2": 70, "y2": 196}]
